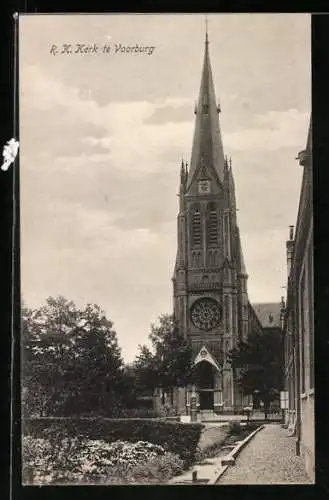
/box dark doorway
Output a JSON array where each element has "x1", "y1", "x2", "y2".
[
  {"x1": 199, "y1": 391, "x2": 214, "y2": 410},
  {"x1": 195, "y1": 361, "x2": 215, "y2": 410},
  {"x1": 195, "y1": 361, "x2": 214, "y2": 389}
]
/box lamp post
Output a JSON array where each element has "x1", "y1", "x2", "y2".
[{"x1": 190, "y1": 385, "x2": 197, "y2": 422}]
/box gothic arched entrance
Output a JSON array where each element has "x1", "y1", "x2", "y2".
[{"x1": 195, "y1": 361, "x2": 214, "y2": 409}]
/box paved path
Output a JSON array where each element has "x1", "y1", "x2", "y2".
[{"x1": 216, "y1": 424, "x2": 312, "y2": 484}]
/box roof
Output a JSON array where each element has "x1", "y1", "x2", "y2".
[
  {"x1": 252, "y1": 303, "x2": 282, "y2": 328},
  {"x1": 187, "y1": 34, "x2": 225, "y2": 189},
  {"x1": 297, "y1": 115, "x2": 312, "y2": 167}
]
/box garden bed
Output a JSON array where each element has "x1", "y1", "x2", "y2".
[
  {"x1": 22, "y1": 417, "x2": 204, "y2": 485},
  {"x1": 23, "y1": 417, "x2": 202, "y2": 466},
  {"x1": 22, "y1": 436, "x2": 185, "y2": 485}
]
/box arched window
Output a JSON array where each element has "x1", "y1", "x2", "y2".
[
  {"x1": 191, "y1": 204, "x2": 202, "y2": 246},
  {"x1": 207, "y1": 202, "x2": 218, "y2": 245},
  {"x1": 207, "y1": 250, "x2": 213, "y2": 266}
]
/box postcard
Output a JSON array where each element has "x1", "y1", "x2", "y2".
[{"x1": 19, "y1": 13, "x2": 313, "y2": 485}]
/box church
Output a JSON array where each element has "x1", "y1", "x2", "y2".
[{"x1": 155, "y1": 31, "x2": 283, "y2": 419}]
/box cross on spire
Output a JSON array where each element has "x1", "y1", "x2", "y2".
[{"x1": 205, "y1": 14, "x2": 209, "y2": 44}]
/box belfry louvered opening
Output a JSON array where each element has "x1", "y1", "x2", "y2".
[
  {"x1": 192, "y1": 205, "x2": 202, "y2": 246},
  {"x1": 207, "y1": 202, "x2": 218, "y2": 245}
]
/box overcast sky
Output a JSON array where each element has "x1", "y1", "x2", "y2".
[{"x1": 20, "y1": 13, "x2": 311, "y2": 362}]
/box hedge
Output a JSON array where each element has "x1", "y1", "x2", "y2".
[
  {"x1": 23, "y1": 417, "x2": 203, "y2": 466},
  {"x1": 110, "y1": 408, "x2": 159, "y2": 419}
]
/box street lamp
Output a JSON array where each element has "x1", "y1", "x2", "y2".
[{"x1": 190, "y1": 385, "x2": 197, "y2": 422}]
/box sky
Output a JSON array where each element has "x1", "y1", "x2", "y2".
[{"x1": 19, "y1": 13, "x2": 311, "y2": 362}]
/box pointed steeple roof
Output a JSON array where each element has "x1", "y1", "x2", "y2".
[
  {"x1": 297, "y1": 114, "x2": 312, "y2": 167},
  {"x1": 187, "y1": 31, "x2": 226, "y2": 189},
  {"x1": 304, "y1": 113, "x2": 312, "y2": 166}
]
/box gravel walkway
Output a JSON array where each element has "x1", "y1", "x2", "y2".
[{"x1": 216, "y1": 424, "x2": 312, "y2": 484}]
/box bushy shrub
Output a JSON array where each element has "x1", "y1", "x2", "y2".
[
  {"x1": 22, "y1": 435, "x2": 86, "y2": 484},
  {"x1": 110, "y1": 408, "x2": 158, "y2": 419},
  {"x1": 228, "y1": 420, "x2": 242, "y2": 436},
  {"x1": 244, "y1": 422, "x2": 260, "y2": 433},
  {"x1": 22, "y1": 436, "x2": 172, "y2": 485},
  {"x1": 23, "y1": 417, "x2": 203, "y2": 466},
  {"x1": 158, "y1": 404, "x2": 177, "y2": 418},
  {"x1": 105, "y1": 452, "x2": 184, "y2": 484}
]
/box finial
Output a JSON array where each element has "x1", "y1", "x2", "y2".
[
  {"x1": 180, "y1": 158, "x2": 186, "y2": 185},
  {"x1": 289, "y1": 225, "x2": 294, "y2": 241},
  {"x1": 229, "y1": 157, "x2": 232, "y2": 169},
  {"x1": 205, "y1": 15, "x2": 209, "y2": 44}
]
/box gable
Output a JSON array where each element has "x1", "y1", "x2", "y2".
[{"x1": 194, "y1": 344, "x2": 221, "y2": 371}]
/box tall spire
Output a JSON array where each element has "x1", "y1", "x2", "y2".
[
  {"x1": 186, "y1": 26, "x2": 226, "y2": 189},
  {"x1": 205, "y1": 14, "x2": 209, "y2": 45}
]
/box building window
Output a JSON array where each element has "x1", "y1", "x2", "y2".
[
  {"x1": 207, "y1": 250, "x2": 219, "y2": 267},
  {"x1": 206, "y1": 202, "x2": 218, "y2": 245},
  {"x1": 192, "y1": 250, "x2": 202, "y2": 268},
  {"x1": 186, "y1": 391, "x2": 190, "y2": 407},
  {"x1": 192, "y1": 205, "x2": 202, "y2": 246},
  {"x1": 207, "y1": 250, "x2": 214, "y2": 266}
]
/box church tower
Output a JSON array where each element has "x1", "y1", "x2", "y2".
[{"x1": 172, "y1": 30, "x2": 251, "y2": 414}]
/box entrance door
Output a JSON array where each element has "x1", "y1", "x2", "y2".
[
  {"x1": 195, "y1": 361, "x2": 215, "y2": 410},
  {"x1": 199, "y1": 391, "x2": 214, "y2": 410}
]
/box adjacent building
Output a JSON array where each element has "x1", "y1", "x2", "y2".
[{"x1": 283, "y1": 116, "x2": 314, "y2": 481}]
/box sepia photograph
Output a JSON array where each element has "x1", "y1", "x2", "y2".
[{"x1": 19, "y1": 13, "x2": 313, "y2": 485}]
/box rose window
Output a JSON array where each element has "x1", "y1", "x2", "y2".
[{"x1": 191, "y1": 298, "x2": 221, "y2": 331}]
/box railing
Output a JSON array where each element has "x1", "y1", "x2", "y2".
[{"x1": 248, "y1": 410, "x2": 282, "y2": 422}]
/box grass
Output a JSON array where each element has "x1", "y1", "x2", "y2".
[{"x1": 195, "y1": 422, "x2": 260, "y2": 463}]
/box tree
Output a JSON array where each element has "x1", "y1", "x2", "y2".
[
  {"x1": 133, "y1": 345, "x2": 158, "y2": 393},
  {"x1": 22, "y1": 296, "x2": 125, "y2": 417},
  {"x1": 21, "y1": 297, "x2": 78, "y2": 416},
  {"x1": 228, "y1": 329, "x2": 284, "y2": 417},
  {"x1": 133, "y1": 314, "x2": 193, "y2": 403}
]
